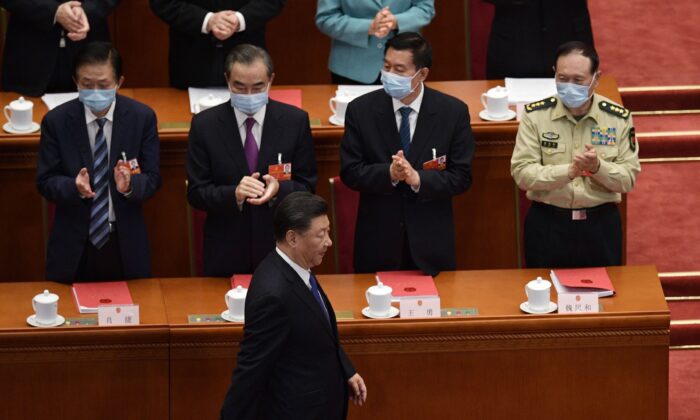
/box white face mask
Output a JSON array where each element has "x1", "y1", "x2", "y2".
[
  {"x1": 556, "y1": 74, "x2": 597, "y2": 108},
  {"x1": 380, "y1": 69, "x2": 421, "y2": 100}
]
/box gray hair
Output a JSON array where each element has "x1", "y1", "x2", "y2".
[{"x1": 224, "y1": 44, "x2": 274, "y2": 79}]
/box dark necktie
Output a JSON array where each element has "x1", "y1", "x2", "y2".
[
  {"x1": 309, "y1": 273, "x2": 330, "y2": 324},
  {"x1": 244, "y1": 117, "x2": 258, "y2": 174},
  {"x1": 399, "y1": 106, "x2": 412, "y2": 153},
  {"x1": 89, "y1": 118, "x2": 109, "y2": 249}
]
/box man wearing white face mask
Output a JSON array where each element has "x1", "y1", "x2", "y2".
[
  {"x1": 340, "y1": 32, "x2": 474, "y2": 276},
  {"x1": 187, "y1": 44, "x2": 317, "y2": 276},
  {"x1": 511, "y1": 41, "x2": 641, "y2": 268},
  {"x1": 36, "y1": 42, "x2": 161, "y2": 282}
]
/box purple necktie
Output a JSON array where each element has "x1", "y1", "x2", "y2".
[{"x1": 244, "y1": 117, "x2": 258, "y2": 174}]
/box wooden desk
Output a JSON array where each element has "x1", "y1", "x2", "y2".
[
  {"x1": 0, "y1": 279, "x2": 170, "y2": 420},
  {"x1": 159, "y1": 265, "x2": 668, "y2": 420},
  {"x1": 0, "y1": 79, "x2": 623, "y2": 280}
]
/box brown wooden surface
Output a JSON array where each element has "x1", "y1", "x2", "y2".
[
  {"x1": 0, "y1": 78, "x2": 623, "y2": 280},
  {"x1": 0, "y1": 266, "x2": 668, "y2": 419},
  {"x1": 0, "y1": 279, "x2": 169, "y2": 420},
  {"x1": 160, "y1": 265, "x2": 669, "y2": 420}
]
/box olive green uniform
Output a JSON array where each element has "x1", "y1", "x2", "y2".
[{"x1": 511, "y1": 93, "x2": 641, "y2": 267}]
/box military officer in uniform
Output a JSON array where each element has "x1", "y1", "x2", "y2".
[{"x1": 511, "y1": 41, "x2": 641, "y2": 268}]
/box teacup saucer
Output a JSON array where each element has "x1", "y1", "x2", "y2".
[
  {"x1": 221, "y1": 310, "x2": 244, "y2": 323},
  {"x1": 26, "y1": 314, "x2": 65, "y2": 328},
  {"x1": 479, "y1": 109, "x2": 516, "y2": 122},
  {"x1": 520, "y1": 301, "x2": 557, "y2": 314},
  {"x1": 3, "y1": 122, "x2": 40, "y2": 134},
  {"x1": 329, "y1": 114, "x2": 345, "y2": 126},
  {"x1": 361, "y1": 306, "x2": 399, "y2": 319}
]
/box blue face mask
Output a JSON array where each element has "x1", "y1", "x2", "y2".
[
  {"x1": 230, "y1": 89, "x2": 269, "y2": 115},
  {"x1": 556, "y1": 75, "x2": 596, "y2": 108},
  {"x1": 381, "y1": 70, "x2": 420, "y2": 100},
  {"x1": 79, "y1": 88, "x2": 116, "y2": 113}
]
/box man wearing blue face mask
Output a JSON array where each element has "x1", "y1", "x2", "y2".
[
  {"x1": 340, "y1": 32, "x2": 475, "y2": 276},
  {"x1": 36, "y1": 42, "x2": 161, "y2": 282},
  {"x1": 511, "y1": 41, "x2": 641, "y2": 268},
  {"x1": 186, "y1": 44, "x2": 317, "y2": 276}
]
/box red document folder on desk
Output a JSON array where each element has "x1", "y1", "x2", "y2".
[
  {"x1": 72, "y1": 281, "x2": 134, "y2": 313},
  {"x1": 270, "y1": 89, "x2": 302, "y2": 109},
  {"x1": 230, "y1": 274, "x2": 252, "y2": 290},
  {"x1": 550, "y1": 267, "x2": 616, "y2": 297},
  {"x1": 376, "y1": 271, "x2": 439, "y2": 298}
]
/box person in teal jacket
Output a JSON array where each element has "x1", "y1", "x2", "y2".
[{"x1": 316, "y1": 0, "x2": 435, "y2": 85}]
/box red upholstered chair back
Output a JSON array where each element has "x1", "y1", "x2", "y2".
[
  {"x1": 329, "y1": 177, "x2": 360, "y2": 273},
  {"x1": 516, "y1": 187, "x2": 531, "y2": 268},
  {"x1": 185, "y1": 180, "x2": 206, "y2": 276}
]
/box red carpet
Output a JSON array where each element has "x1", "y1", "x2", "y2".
[
  {"x1": 669, "y1": 350, "x2": 700, "y2": 420},
  {"x1": 589, "y1": 0, "x2": 700, "y2": 87},
  {"x1": 627, "y1": 161, "x2": 700, "y2": 272},
  {"x1": 635, "y1": 114, "x2": 700, "y2": 132}
]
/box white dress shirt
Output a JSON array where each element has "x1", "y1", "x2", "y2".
[
  {"x1": 84, "y1": 102, "x2": 116, "y2": 223},
  {"x1": 391, "y1": 82, "x2": 425, "y2": 141},
  {"x1": 234, "y1": 105, "x2": 266, "y2": 149},
  {"x1": 276, "y1": 247, "x2": 311, "y2": 290}
]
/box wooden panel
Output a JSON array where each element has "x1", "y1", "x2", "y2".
[{"x1": 160, "y1": 266, "x2": 669, "y2": 420}]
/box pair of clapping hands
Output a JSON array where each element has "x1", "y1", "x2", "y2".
[
  {"x1": 569, "y1": 145, "x2": 601, "y2": 179},
  {"x1": 236, "y1": 173, "x2": 279, "y2": 206},
  {"x1": 368, "y1": 7, "x2": 398, "y2": 38},
  {"x1": 207, "y1": 10, "x2": 241, "y2": 41},
  {"x1": 390, "y1": 151, "x2": 420, "y2": 188},
  {"x1": 56, "y1": 1, "x2": 91, "y2": 42},
  {"x1": 76, "y1": 162, "x2": 133, "y2": 197}
]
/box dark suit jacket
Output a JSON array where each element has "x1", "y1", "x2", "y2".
[
  {"x1": 186, "y1": 100, "x2": 317, "y2": 276},
  {"x1": 36, "y1": 95, "x2": 161, "y2": 282},
  {"x1": 149, "y1": 0, "x2": 285, "y2": 88},
  {"x1": 1, "y1": 0, "x2": 119, "y2": 96},
  {"x1": 340, "y1": 87, "x2": 475, "y2": 276},
  {"x1": 220, "y1": 251, "x2": 355, "y2": 420},
  {"x1": 485, "y1": 0, "x2": 593, "y2": 79}
]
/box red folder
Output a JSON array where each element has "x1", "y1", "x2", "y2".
[
  {"x1": 230, "y1": 274, "x2": 252, "y2": 290},
  {"x1": 376, "y1": 270, "x2": 439, "y2": 298},
  {"x1": 550, "y1": 267, "x2": 616, "y2": 297},
  {"x1": 269, "y1": 89, "x2": 302, "y2": 109},
  {"x1": 72, "y1": 281, "x2": 134, "y2": 313}
]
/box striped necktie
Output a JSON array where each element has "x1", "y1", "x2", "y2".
[
  {"x1": 399, "y1": 106, "x2": 412, "y2": 153},
  {"x1": 88, "y1": 118, "x2": 110, "y2": 249}
]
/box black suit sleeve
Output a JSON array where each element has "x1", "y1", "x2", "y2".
[
  {"x1": 124, "y1": 108, "x2": 161, "y2": 204},
  {"x1": 238, "y1": 0, "x2": 286, "y2": 32},
  {"x1": 186, "y1": 118, "x2": 240, "y2": 213},
  {"x1": 276, "y1": 112, "x2": 317, "y2": 200},
  {"x1": 416, "y1": 102, "x2": 474, "y2": 200},
  {"x1": 81, "y1": 0, "x2": 121, "y2": 22},
  {"x1": 339, "y1": 101, "x2": 396, "y2": 194},
  {"x1": 36, "y1": 115, "x2": 84, "y2": 206},
  {"x1": 220, "y1": 294, "x2": 290, "y2": 420},
  {"x1": 0, "y1": 0, "x2": 60, "y2": 31},
  {"x1": 149, "y1": 0, "x2": 210, "y2": 34}
]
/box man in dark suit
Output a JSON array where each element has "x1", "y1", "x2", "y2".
[
  {"x1": 187, "y1": 44, "x2": 316, "y2": 277},
  {"x1": 485, "y1": 0, "x2": 594, "y2": 79},
  {"x1": 36, "y1": 42, "x2": 161, "y2": 283},
  {"x1": 340, "y1": 32, "x2": 475, "y2": 276},
  {"x1": 1, "y1": 0, "x2": 120, "y2": 96},
  {"x1": 149, "y1": 0, "x2": 285, "y2": 88},
  {"x1": 220, "y1": 191, "x2": 366, "y2": 419}
]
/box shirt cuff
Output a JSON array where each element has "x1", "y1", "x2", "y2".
[
  {"x1": 410, "y1": 184, "x2": 420, "y2": 193},
  {"x1": 122, "y1": 187, "x2": 133, "y2": 198},
  {"x1": 201, "y1": 12, "x2": 213, "y2": 34},
  {"x1": 237, "y1": 199, "x2": 244, "y2": 211},
  {"x1": 391, "y1": 179, "x2": 399, "y2": 187},
  {"x1": 236, "y1": 11, "x2": 246, "y2": 32}
]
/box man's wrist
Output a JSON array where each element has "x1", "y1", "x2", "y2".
[{"x1": 202, "y1": 12, "x2": 214, "y2": 34}]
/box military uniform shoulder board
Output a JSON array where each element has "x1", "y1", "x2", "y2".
[
  {"x1": 599, "y1": 101, "x2": 631, "y2": 119},
  {"x1": 525, "y1": 97, "x2": 557, "y2": 113}
]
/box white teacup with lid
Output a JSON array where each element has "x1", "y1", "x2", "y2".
[
  {"x1": 225, "y1": 285, "x2": 247, "y2": 321},
  {"x1": 480, "y1": 86, "x2": 509, "y2": 118},
  {"x1": 32, "y1": 289, "x2": 59, "y2": 325},
  {"x1": 525, "y1": 276, "x2": 552, "y2": 312},
  {"x1": 365, "y1": 281, "x2": 393, "y2": 317},
  {"x1": 4, "y1": 96, "x2": 34, "y2": 131}
]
